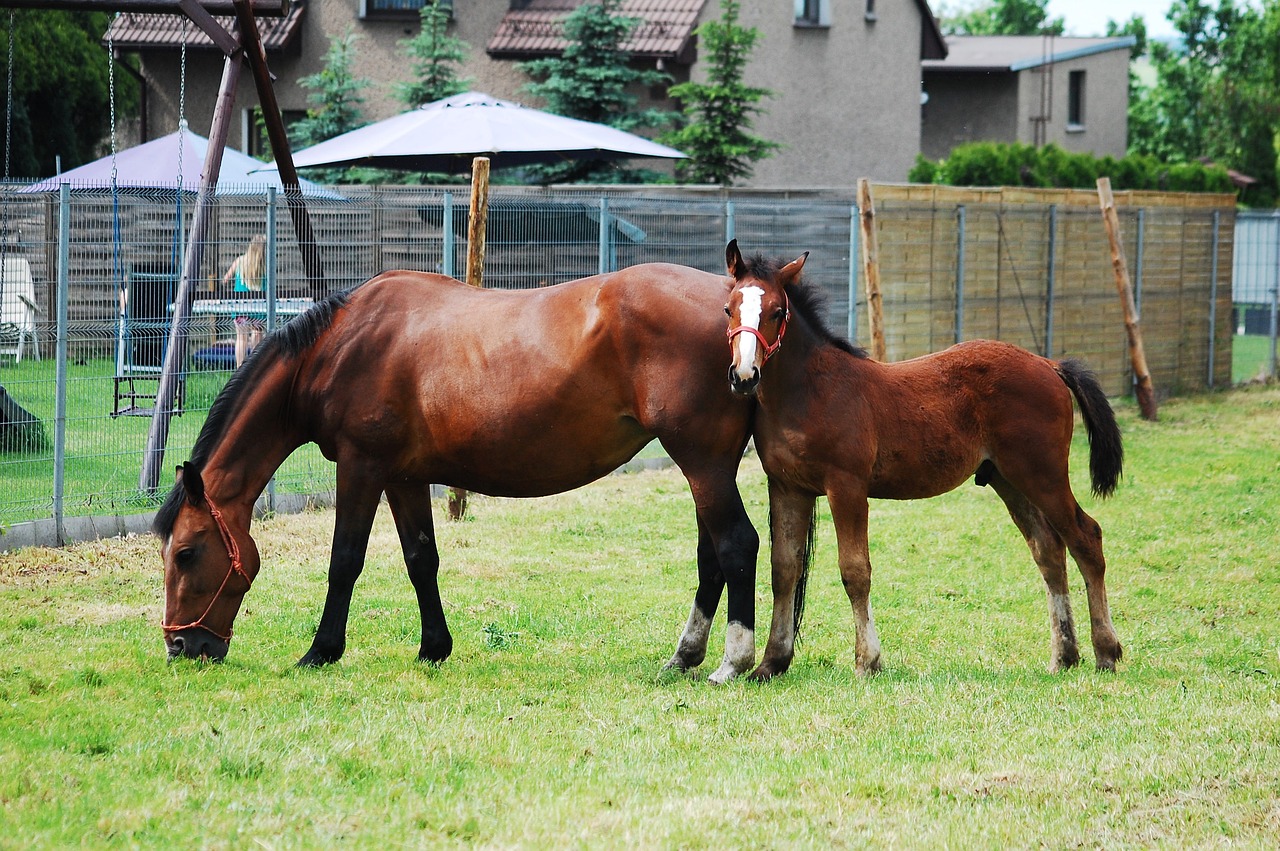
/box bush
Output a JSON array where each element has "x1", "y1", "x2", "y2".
[{"x1": 916, "y1": 142, "x2": 1238, "y2": 196}]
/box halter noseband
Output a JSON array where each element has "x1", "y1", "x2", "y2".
[
  {"x1": 727, "y1": 291, "x2": 789, "y2": 361},
  {"x1": 161, "y1": 496, "x2": 250, "y2": 644}
]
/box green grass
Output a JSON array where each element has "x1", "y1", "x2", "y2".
[
  {"x1": 1233, "y1": 333, "x2": 1276, "y2": 384},
  {"x1": 1, "y1": 386, "x2": 1278, "y2": 846}
]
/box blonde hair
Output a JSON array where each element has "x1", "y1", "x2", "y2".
[{"x1": 239, "y1": 234, "x2": 267, "y2": 291}]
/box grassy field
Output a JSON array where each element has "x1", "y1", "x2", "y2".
[{"x1": 1, "y1": 386, "x2": 1279, "y2": 847}]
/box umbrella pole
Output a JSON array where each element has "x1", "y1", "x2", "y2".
[
  {"x1": 446, "y1": 156, "x2": 490, "y2": 522},
  {"x1": 138, "y1": 49, "x2": 241, "y2": 495}
]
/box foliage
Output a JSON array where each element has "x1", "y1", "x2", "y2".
[
  {"x1": 910, "y1": 141, "x2": 1236, "y2": 193},
  {"x1": 1129, "y1": 0, "x2": 1280, "y2": 206},
  {"x1": 519, "y1": 0, "x2": 677, "y2": 184},
  {"x1": 661, "y1": 0, "x2": 779, "y2": 186},
  {"x1": 2, "y1": 386, "x2": 1280, "y2": 845},
  {"x1": 3, "y1": 10, "x2": 137, "y2": 178},
  {"x1": 395, "y1": 1, "x2": 471, "y2": 110},
  {"x1": 937, "y1": 0, "x2": 1064, "y2": 35},
  {"x1": 290, "y1": 29, "x2": 369, "y2": 184}
]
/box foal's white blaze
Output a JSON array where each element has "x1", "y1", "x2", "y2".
[
  {"x1": 733, "y1": 285, "x2": 765, "y2": 381},
  {"x1": 709, "y1": 621, "x2": 755, "y2": 684}
]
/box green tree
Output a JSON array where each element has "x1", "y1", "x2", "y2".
[
  {"x1": 660, "y1": 0, "x2": 779, "y2": 186},
  {"x1": 1130, "y1": 0, "x2": 1280, "y2": 205},
  {"x1": 395, "y1": 1, "x2": 471, "y2": 109},
  {"x1": 939, "y1": 0, "x2": 1065, "y2": 35},
  {"x1": 289, "y1": 29, "x2": 369, "y2": 184},
  {"x1": 519, "y1": 0, "x2": 676, "y2": 183},
  {"x1": 4, "y1": 10, "x2": 136, "y2": 178}
]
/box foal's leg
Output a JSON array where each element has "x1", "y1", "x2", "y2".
[
  {"x1": 826, "y1": 485, "x2": 881, "y2": 676},
  {"x1": 988, "y1": 474, "x2": 1080, "y2": 672},
  {"x1": 663, "y1": 517, "x2": 724, "y2": 673},
  {"x1": 298, "y1": 469, "x2": 383, "y2": 666},
  {"x1": 385, "y1": 484, "x2": 452, "y2": 664},
  {"x1": 750, "y1": 482, "x2": 816, "y2": 681}
]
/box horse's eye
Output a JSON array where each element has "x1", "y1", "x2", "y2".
[
  {"x1": 723, "y1": 305, "x2": 732, "y2": 317},
  {"x1": 772, "y1": 308, "x2": 785, "y2": 321},
  {"x1": 175, "y1": 547, "x2": 197, "y2": 568}
]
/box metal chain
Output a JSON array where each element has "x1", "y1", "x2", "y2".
[
  {"x1": 176, "y1": 16, "x2": 188, "y2": 192},
  {"x1": 108, "y1": 14, "x2": 118, "y2": 187},
  {"x1": 5, "y1": 10, "x2": 13, "y2": 181}
]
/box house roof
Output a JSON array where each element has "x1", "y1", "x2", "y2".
[
  {"x1": 923, "y1": 35, "x2": 1135, "y2": 73},
  {"x1": 916, "y1": 0, "x2": 947, "y2": 61},
  {"x1": 488, "y1": 0, "x2": 705, "y2": 60},
  {"x1": 102, "y1": 4, "x2": 305, "y2": 52}
]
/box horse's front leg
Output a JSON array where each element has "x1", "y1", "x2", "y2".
[
  {"x1": 750, "y1": 482, "x2": 816, "y2": 681},
  {"x1": 297, "y1": 471, "x2": 383, "y2": 667},
  {"x1": 684, "y1": 471, "x2": 759, "y2": 685},
  {"x1": 663, "y1": 517, "x2": 724, "y2": 673},
  {"x1": 385, "y1": 484, "x2": 452, "y2": 664},
  {"x1": 827, "y1": 485, "x2": 881, "y2": 676}
]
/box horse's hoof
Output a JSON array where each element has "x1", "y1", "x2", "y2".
[
  {"x1": 855, "y1": 656, "x2": 882, "y2": 677},
  {"x1": 708, "y1": 660, "x2": 742, "y2": 685},
  {"x1": 296, "y1": 648, "x2": 342, "y2": 667}
]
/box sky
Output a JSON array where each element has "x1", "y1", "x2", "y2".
[{"x1": 1044, "y1": 0, "x2": 1179, "y2": 40}]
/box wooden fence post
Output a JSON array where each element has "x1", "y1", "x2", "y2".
[
  {"x1": 448, "y1": 157, "x2": 492, "y2": 521},
  {"x1": 857, "y1": 178, "x2": 887, "y2": 361},
  {"x1": 1096, "y1": 177, "x2": 1158, "y2": 421}
]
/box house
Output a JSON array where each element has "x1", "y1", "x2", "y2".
[
  {"x1": 921, "y1": 35, "x2": 1135, "y2": 162},
  {"x1": 103, "y1": 0, "x2": 946, "y2": 189}
]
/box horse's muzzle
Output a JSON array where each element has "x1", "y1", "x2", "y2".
[
  {"x1": 729, "y1": 365, "x2": 760, "y2": 396},
  {"x1": 166, "y1": 629, "x2": 229, "y2": 662}
]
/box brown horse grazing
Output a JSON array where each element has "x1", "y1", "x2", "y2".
[
  {"x1": 720, "y1": 240, "x2": 1124, "y2": 679},
  {"x1": 155, "y1": 265, "x2": 761, "y2": 683}
]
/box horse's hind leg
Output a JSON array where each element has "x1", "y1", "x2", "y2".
[
  {"x1": 664, "y1": 517, "x2": 724, "y2": 673},
  {"x1": 827, "y1": 485, "x2": 882, "y2": 676},
  {"x1": 298, "y1": 470, "x2": 383, "y2": 667},
  {"x1": 386, "y1": 484, "x2": 452, "y2": 664},
  {"x1": 750, "y1": 482, "x2": 816, "y2": 681},
  {"x1": 988, "y1": 474, "x2": 1081, "y2": 672}
]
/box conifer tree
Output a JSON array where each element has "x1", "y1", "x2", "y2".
[{"x1": 396, "y1": 1, "x2": 471, "y2": 109}]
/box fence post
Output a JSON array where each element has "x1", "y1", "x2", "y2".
[
  {"x1": 265, "y1": 188, "x2": 278, "y2": 514},
  {"x1": 442, "y1": 191, "x2": 455, "y2": 279},
  {"x1": 857, "y1": 178, "x2": 887, "y2": 361},
  {"x1": 53, "y1": 184, "x2": 71, "y2": 546},
  {"x1": 955, "y1": 204, "x2": 966, "y2": 345},
  {"x1": 847, "y1": 204, "x2": 859, "y2": 343},
  {"x1": 724, "y1": 199, "x2": 735, "y2": 246},
  {"x1": 598, "y1": 196, "x2": 610, "y2": 276},
  {"x1": 1208, "y1": 210, "x2": 1220, "y2": 388},
  {"x1": 1270, "y1": 285, "x2": 1278, "y2": 379},
  {"x1": 1044, "y1": 204, "x2": 1057, "y2": 357}
]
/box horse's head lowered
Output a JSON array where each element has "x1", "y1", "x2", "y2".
[
  {"x1": 158, "y1": 461, "x2": 259, "y2": 661},
  {"x1": 724, "y1": 239, "x2": 807, "y2": 395}
]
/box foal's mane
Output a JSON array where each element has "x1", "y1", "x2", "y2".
[
  {"x1": 152, "y1": 288, "x2": 353, "y2": 536},
  {"x1": 741, "y1": 252, "x2": 868, "y2": 359}
]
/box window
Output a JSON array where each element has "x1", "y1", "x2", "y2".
[
  {"x1": 359, "y1": 0, "x2": 452, "y2": 22},
  {"x1": 1067, "y1": 70, "x2": 1086, "y2": 129},
  {"x1": 794, "y1": 0, "x2": 830, "y2": 28},
  {"x1": 865, "y1": 0, "x2": 877, "y2": 22}
]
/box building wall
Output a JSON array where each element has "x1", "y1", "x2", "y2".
[
  {"x1": 920, "y1": 72, "x2": 1019, "y2": 161},
  {"x1": 1014, "y1": 49, "x2": 1129, "y2": 157},
  {"x1": 130, "y1": 0, "x2": 934, "y2": 188}
]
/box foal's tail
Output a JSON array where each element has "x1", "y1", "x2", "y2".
[
  {"x1": 1055, "y1": 359, "x2": 1124, "y2": 498},
  {"x1": 773, "y1": 501, "x2": 818, "y2": 643}
]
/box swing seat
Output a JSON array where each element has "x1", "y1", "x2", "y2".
[
  {"x1": 113, "y1": 269, "x2": 185, "y2": 418},
  {"x1": 1, "y1": 258, "x2": 41, "y2": 364}
]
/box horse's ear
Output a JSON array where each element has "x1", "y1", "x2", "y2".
[
  {"x1": 779, "y1": 251, "x2": 809, "y2": 289},
  {"x1": 725, "y1": 239, "x2": 744, "y2": 280},
  {"x1": 178, "y1": 461, "x2": 206, "y2": 506}
]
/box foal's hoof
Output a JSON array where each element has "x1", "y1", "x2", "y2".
[
  {"x1": 1094, "y1": 638, "x2": 1123, "y2": 672},
  {"x1": 855, "y1": 656, "x2": 882, "y2": 677},
  {"x1": 747, "y1": 657, "x2": 792, "y2": 682}
]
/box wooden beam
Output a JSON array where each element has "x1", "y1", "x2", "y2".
[
  {"x1": 0, "y1": 0, "x2": 289, "y2": 16},
  {"x1": 1097, "y1": 177, "x2": 1158, "y2": 421},
  {"x1": 857, "y1": 177, "x2": 887, "y2": 361}
]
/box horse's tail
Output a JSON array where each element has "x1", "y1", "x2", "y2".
[
  {"x1": 788, "y1": 502, "x2": 818, "y2": 643},
  {"x1": 1055, "y1": 359, "x2": 1124, "y2": 498}
]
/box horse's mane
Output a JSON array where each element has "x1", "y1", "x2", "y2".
[
  {"x1": 740, "y1": 252, "x2": 868, "y2": 359},
  {"x1": 152, "y1": 288, "x2": 353, "y2": 536}
]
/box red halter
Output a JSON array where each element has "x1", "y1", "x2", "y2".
[
  {"x1": 161, "y1": 497, "x2": 250, "y2": 644},
  {"x1": 727, "y1": 291, "x2": 789, "y2": 361}
]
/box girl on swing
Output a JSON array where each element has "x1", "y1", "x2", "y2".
[{"x1": 221, "y1": 234, "x2": 267, "y2": 367}]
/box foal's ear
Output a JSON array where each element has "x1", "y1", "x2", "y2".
[
  {"x1": 779, "y1": 251, "x2": 809, "y2": 288},
  {"x1": 178, "y1": 461, "x2": 206, "y2": 506},
  {"x1": 725, "y1": 239, "x2": 744, "y2": 280}
]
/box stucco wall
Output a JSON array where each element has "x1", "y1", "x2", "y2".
[
  {"x1": 920, "y1": 72, "x2": 1019, "y2": 160},
  {"x1": 1014, "y1": 49, "x2": 1129, "y2": 157}
]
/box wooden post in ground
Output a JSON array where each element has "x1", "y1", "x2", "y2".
[
  {"x1": 857, "y1": 178, "x2": 887, "y2": 361},
  {"x1": 447, "y1": 157, "x2": 491, "y2": 521},
  {"x1": 1097, "y1": 177, "x2": 1158, "y2": 421}
]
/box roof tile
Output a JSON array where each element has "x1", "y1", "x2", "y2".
[{"x1": 488, "y1": 0, "x2": 705, "y2": 59}]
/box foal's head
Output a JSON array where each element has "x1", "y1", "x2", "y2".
[
  {"x1": 155, "y1": 462, "x2": 259, "y2": 661},
  {"x1": 723, "y1": 239, "x2": 807, "y2": 395}
]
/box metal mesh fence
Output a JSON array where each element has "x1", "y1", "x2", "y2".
[{"x1": 0, "y1": 182, "x2": 1240, "y2": 540}]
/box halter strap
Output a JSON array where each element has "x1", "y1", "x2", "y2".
[
  {"x1": 161, "y1": 496, "x2": 250, "y2": 643},
  {"x1": 727, "y1": 292, "x2": 789, "y2": 361}
]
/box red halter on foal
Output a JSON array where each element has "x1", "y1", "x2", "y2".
[
  {"x1": 726, "y1": 292, "x2": 789, "y2": 361},
  {"x1": 161, "y1": 497, "x2": 250, "y2": 644}
]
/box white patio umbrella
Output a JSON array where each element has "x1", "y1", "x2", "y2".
[{"x1": 275, "y1": 91, "x2": 686, "y2": 173}]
